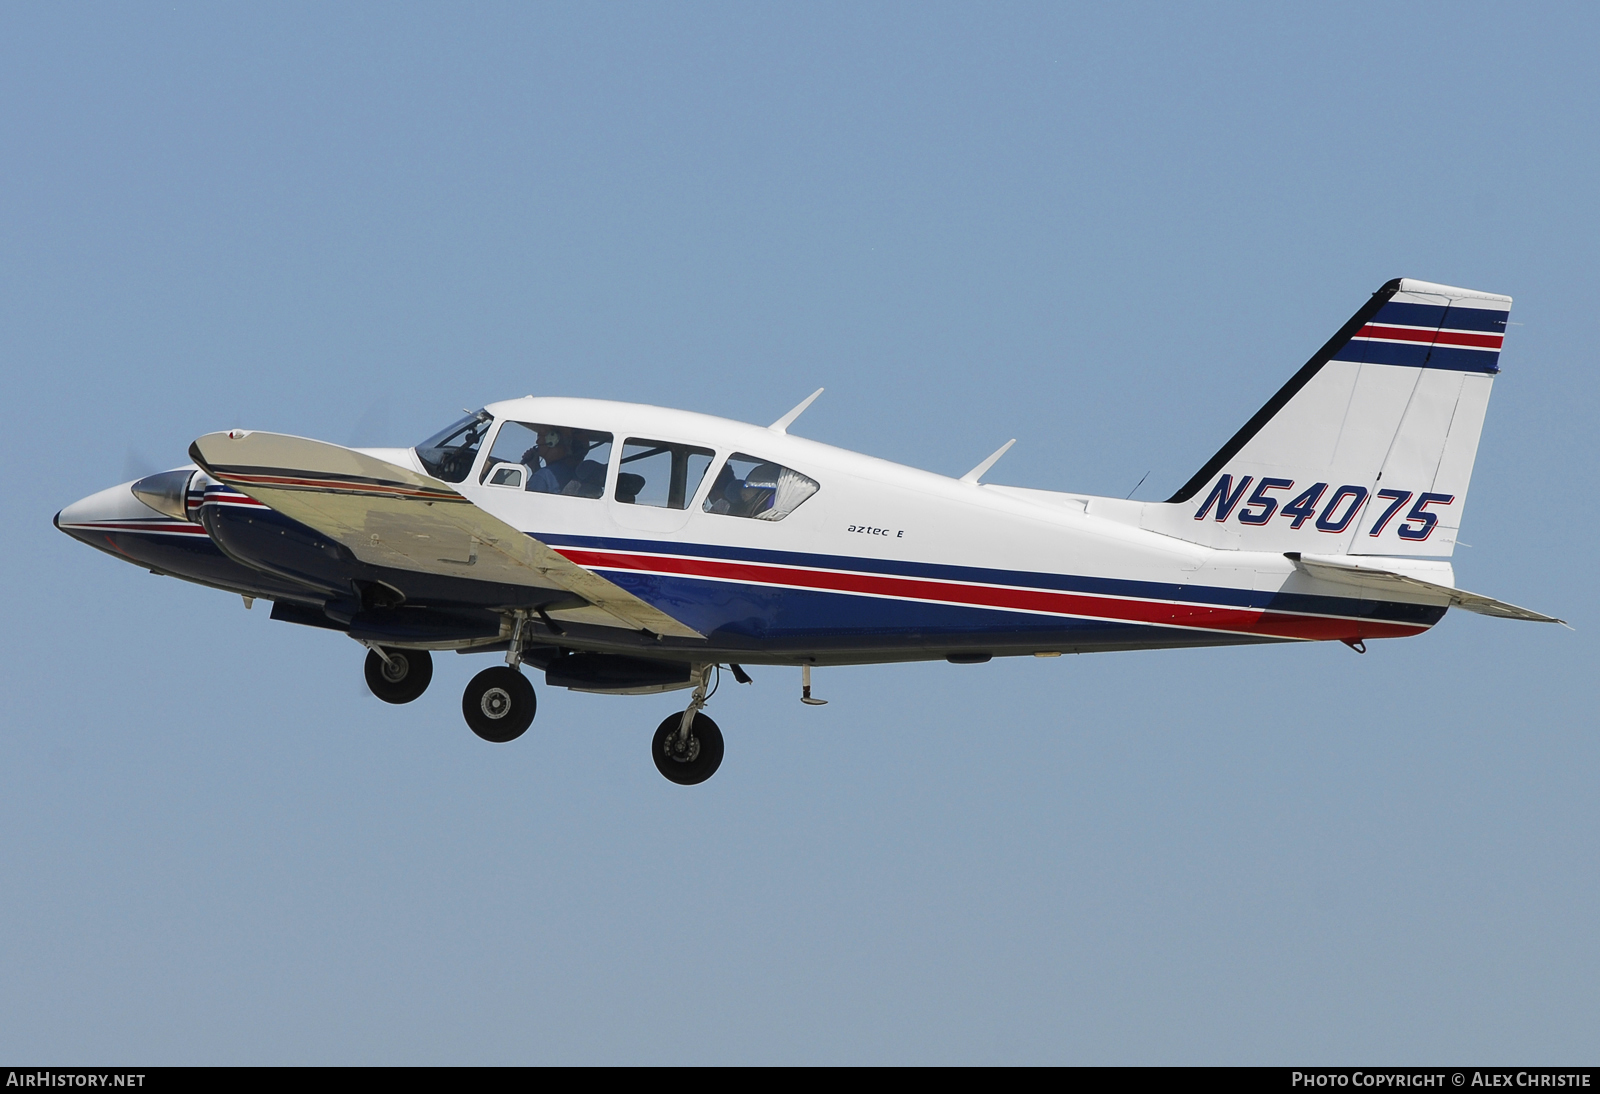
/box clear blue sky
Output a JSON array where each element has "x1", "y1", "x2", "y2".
[{"x1": 2, "y1": 2, "x2": 1595, "y2": 1064}]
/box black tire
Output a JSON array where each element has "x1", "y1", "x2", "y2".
[
  {"x1": 364, "y1": 647, "x2": 434, "y2": 704},
  {"x1": 651, "y1": 711, "x2": 724, "y2": 785},
  {"x1": 462, "y1": 666, "x2": 536, "y2": 743}
]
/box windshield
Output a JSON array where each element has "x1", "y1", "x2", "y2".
[{"x1": 415, "y1": 411, "x2": 492, "y2": 483}]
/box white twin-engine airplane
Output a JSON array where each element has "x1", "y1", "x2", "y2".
[{"x1": 57, "y1": 278, "x2": 1562, "y2": 784}]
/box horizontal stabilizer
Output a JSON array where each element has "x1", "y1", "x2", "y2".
[
  {"x1": 1285, "y1": 552, "x2": 1564, "y2": 624},
  {"x1": 189, "y1": 430, "x2": 704, "y2": 639}
]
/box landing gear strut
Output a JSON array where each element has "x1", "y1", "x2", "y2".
[
  {"x1": 652, "y1": 665, "x2": 724, "y2": 784},
  {"x1": 363, "y1": 646, "x2": 433, "y2": 704}
]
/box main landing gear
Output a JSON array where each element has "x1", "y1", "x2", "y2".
[
  {"x1": 462, "y1": 610, "x2": 537, "y2": 743},
  {"x1": 363, "y1": 647, "x2": 434, "y2": 704},
  {"x1": 462, "y1": 665, "x2": 536, "y2": 742},
  {"x1": 652, "y1": 665, "x2": 725, "y2": 785},
  {"x1": 356, "y1": 633, "x2": 747, "y2": 785}
]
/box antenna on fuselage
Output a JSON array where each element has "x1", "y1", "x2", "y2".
[
  {"x1": 770, "y1": 388, "x2": 825, "y2": 434},
  {"x1": 959, "y1": 439, "x2": 1016, "y2": 485}
]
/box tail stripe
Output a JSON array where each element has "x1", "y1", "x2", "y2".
[
  {"x1": 1337, "y1": 299, "x2": 1508, "y2": 372},
  {"x1": 1334, "y1": 337, "x2": 1501, "y2": 373},
  {"x1": 1355, "y1": 324, "x2": 1502, "y2": 350},
  {"x1": 1372, "y1": 301, "x2": 1507, "y2": 333}
]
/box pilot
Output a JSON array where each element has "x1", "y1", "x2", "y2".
[{"x1": 524, "y1": 427, "x2": 581, "y2": 494}]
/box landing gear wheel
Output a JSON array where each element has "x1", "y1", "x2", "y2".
[
  {"x1": 462, "y1": 666, "x2": 536, "y2": 743},
  {"x1": 364, "y1": 647, "x2": 433, "y2": 704},
  {"x1": 652, "y1": 711, "x2": 724, "y2": 785}
]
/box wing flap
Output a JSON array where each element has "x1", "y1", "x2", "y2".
[
  {"x1": 1286, "y1": 552, "x2": 1564, "y2": 624},
  {"x1": 190, "y1": 431, "x2": 705, "y2": 639}
]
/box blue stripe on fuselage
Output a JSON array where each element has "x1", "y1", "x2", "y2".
[
  {"x1": 601, "y1": 569, "x2": 1154, "y2": 640},
  {"x1": 533, "y1": 532, "x2": 1441, "y2": 626}
]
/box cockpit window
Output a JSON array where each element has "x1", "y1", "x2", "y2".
[
  {"x1": 703, "y1": 454, "x2": 819, "y2": 521},
  {"x1": 480, "y1": 421, "x2": 613, "y2": 499},
  {"x1": 616, "y1": 439, "x2": 715, "y2": 509},
  {"x1": 415, "y1": 411, "x2": 491, "y2": 483}
]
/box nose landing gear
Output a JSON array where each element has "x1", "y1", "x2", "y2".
[{"x1": 363, "y1": 646, "x2": 434, "y2": 704}]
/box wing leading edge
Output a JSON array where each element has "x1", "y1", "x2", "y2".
[{"x1": 189, "y1": 430, "x2": 705, "y2": 640}]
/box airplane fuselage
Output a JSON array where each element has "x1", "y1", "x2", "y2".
[{"x1": 59, "y1": 395, "x2": 1446, "y2": 671}]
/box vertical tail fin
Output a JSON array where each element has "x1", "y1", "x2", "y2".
[{"x1": 1144, "y1": 278, "x2": 1510, "y2": 556}]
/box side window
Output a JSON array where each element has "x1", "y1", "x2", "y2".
[
  {"x1": 703, "y1": 453, "x2": 819, "y2": 521},
  {"x1": 485, "y1": 463, "x2": 525, "y2": 489},
  {"x1": 480, "y1": 421, "x2": 613, "y2": 499},
  {"x1": 616, "y1": 439, "x2": 715, "y2": 509}
]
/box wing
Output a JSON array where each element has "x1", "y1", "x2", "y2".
[
  {"x1": 1286, "y1": 552, "x2": 1564, "y2": 624},
  {"x1": 190, "y1": 430, "x2": 704, "y2": 639}
]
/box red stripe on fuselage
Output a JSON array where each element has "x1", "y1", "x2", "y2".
[
  {"x1": 64, "y1": 521, "x2": 210, "y2": 536},
  {"x1": 554, "y1": 548, "x2": 1428, "y2": 642},
  {"x1": 1354, "y1": 324, "x2": 1503, "y2": 349}
]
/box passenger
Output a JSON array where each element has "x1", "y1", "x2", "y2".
[{"x1": 730, "y1": 465, "x2": 781, "y2": 517}]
